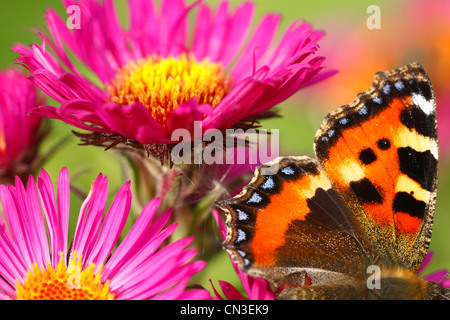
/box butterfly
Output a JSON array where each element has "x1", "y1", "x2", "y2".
[{"x1": 217, "y1": 63, "x2": 449, "y2": 299}]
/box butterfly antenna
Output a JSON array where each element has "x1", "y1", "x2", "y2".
[{"x1": 437, "y1": 271, "x2": 450, "y2": 286}]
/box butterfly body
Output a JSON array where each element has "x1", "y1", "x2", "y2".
[
  {"x1": 276, "y1": 265, "x2": 443, "y2": 300},
  {"x1": 217, "y1": 63, "x2": 449, "y2": 300}
]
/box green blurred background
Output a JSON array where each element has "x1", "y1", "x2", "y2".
[{"x1": 0, "y1": 0, "x2": 449, "y2": 296}]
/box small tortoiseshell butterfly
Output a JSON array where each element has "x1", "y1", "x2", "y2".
[{"x1": 217, "y1": 63, "x2": 449, "y2": 300}]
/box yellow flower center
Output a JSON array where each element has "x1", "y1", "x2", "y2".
[
  {"x1": 15, "y1": 252, "x2": 114, "y2": 300},
  {"x1": 107, "y1": 53, "x2": 232, "y2": 129}
]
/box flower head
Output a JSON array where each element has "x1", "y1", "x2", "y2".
[
  {"x1": 14, "y1": 0, "x2": 334, "y2": 162},
  {"x1": 0, "y1": 168, "x2": 210, "y2": 300},
  {"x1": 0, "y1": 68, "x2": 46, "y2": 184}
]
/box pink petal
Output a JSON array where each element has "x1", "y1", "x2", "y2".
[
  {"x1": 37, "y1": 168, "x2": 69, "y2": 267},
  {"x1": 168, "y1": 98, "x2": 212, "y2": 138},
  {"x1": 84, "y1": 181, "x2": 131, "y2": 271},
  {"x1": 231, "y1": 14, "x2": 281, "y2": 81},
  {"x1": 219, "y1": 280, "x2": 246, "y2": 300},
  {"x1": 72, "y1": 173, "x2": 110, "y2": 266}
]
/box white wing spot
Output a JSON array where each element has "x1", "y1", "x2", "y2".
[
  {"x1": 281, "y1": 166, "x2": 295, "y2": 175},
  {"x1": 236, "y1": 229, "x2": 246, "y2": 243},
  {"x1": 373, "y1": 97, "x2": 382, "y2": 104},
  {"x1": 394, "y1": 81, "x2": 405, "y2": 90},
  {"x1": 236, "y1": 209, "x2": 249, "y2": 221},
  {"x1": 247, "y1": 192, "x2": 262, "y2": 204},
  {"x1": 339, "y1": 117, "x2": 348, "y2": 125},
  {"x1": 238, "y1": 250, "x2": 246, "y2": 257},
  {"x1": 261, "y1": 176, "x2": 275, "y2": 190},
  {"x1": 412, "y1": 92, "x2": 434, "y2": 115},
  {"x1": 359, "y1": 106, "x2": 368, "y2": 115}
]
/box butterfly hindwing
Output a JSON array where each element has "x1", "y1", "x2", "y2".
[
  {"x1": 314, "y1": 63, "x2": 438, "y2": 271},
  {"x1": 218, "y1": 156, "x2": 377, "y2": 287}
]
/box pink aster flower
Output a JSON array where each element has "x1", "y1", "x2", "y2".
[
  {"x1": 14, "y1": 0, "x2": 334, "y2": 161},
  {"x1": 210, "y1": 209, "x2": 275, "y2": 300},
  {"x1": 0, "y1": 167, "x2": 210, "y2": 300},
  {"x1": 0, "y1": 68, "x2": 46, "y2": 184}
]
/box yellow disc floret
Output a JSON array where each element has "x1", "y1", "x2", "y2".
[
  {"x1": 15, "y1": 252, "x2": 114, "y2": 300},
  {"x1": 107, "y1": 53, "x2": 232, "y2": 129}
]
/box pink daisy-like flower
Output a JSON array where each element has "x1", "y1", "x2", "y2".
[
  {"x1": 211, "y1": 209, "x2": 275, "y2": 300},
  {"x1": 0, "y1": 167, "x2": 210, "y2": 300},
  {"x1": 0, "y1": 68, "x2": 46, "y2": 184},
  {"x1": 14, "y1": 0, "x2": 334, "y2": 161}
]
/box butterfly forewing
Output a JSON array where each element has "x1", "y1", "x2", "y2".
[{"x1": 314, "y1": 63, "x2": 438, "y2": 271}]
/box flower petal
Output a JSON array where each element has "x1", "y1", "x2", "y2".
[
  {"x1": 37, "y1": 168, "x2": 69, "y2": 267},
  {"x1": 168, "y1": 98, "x2": 212, "y2": 138}
]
